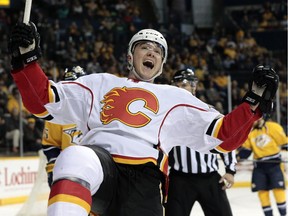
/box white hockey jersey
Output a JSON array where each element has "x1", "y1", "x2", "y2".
[
  {"x1": 46, "y1": 73, "x2": 221, "y2": 164},
  {"x1": 12, "y1": 63, "x2": 261, "y2": 172}
]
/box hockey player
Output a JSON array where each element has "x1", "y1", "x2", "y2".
[
  {"x1": 42, "y1": 66, "x2": 86, "y2": 187},
  {"x1": 237, "y1": 118, "x2": 287, "y2": 216},
  {"x1": 166, "y1": 68, "x2": 236, "y2": 216},
  {"x1": 8, "y1": 22, "x2": 278, "y2": 216}
]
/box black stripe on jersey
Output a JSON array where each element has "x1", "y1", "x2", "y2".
[
  {"x1": 212, "y1": 155, "x2": 219, "y2": 170},
  {"x1": 195, "y1": 151, "x2": 201, "y2": 172},
  {"x1": 227, "y1": 153, "x2": 236, "y2": 173},
  {"x1": 42, "y1": 145, "x2": 61, "y2": 162},
  {"x1": 228, "y1": 152, "x2": 233, "y2": 165},
  {"x1": 43, "y1": 114, "x2": 54, "y2": 121},
  {"x1": 206, "y1": 118, "x2": 218, "y2": 136},
  {"x1": 186, "y1": 147, "x2": 192, "y2": 173},
  {"x1": 176, "y1": 147, "x2": 183, "y2": 171},
  {"x1": 204, "y1": 154, "x2": 210, "y2": 173},
  {"x1": 51, "y1": 85, "x2": 60, "y2": 102}
]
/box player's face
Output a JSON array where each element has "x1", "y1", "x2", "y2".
[
  {"x1": 132, "y1": 41, "x2": 163, "y2": 81},
  {"x1": 253, "y1": 118, "x2": 265, "y2": 129},
  {"x1": 174, "y1": 80, "x2": 197, "y2": 96}
]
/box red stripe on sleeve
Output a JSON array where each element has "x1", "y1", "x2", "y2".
[
  {"x1": 49, "y1": 179, "x2": 92, "y2": 206},
  {"x1": 12, "y1": 62, "x2": 50, "y2": 114},
  {"x1": 217, "y1": 103, "x2": 262, "y2": 151}
]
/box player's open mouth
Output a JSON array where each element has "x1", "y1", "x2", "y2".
[{"x1": 143, "y1": 60, "x2": 154, "y2": 69}]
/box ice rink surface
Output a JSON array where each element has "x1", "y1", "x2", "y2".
[{"x1": 0, "y1": 187, "x2": 286, "y2": 216}]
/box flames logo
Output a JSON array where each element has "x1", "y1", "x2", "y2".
[{"x1": 100, "y1": 87, "x2": 159, "y2": 127}]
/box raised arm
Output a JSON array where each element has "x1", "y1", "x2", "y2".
[
  {"x1": 210, "y1": 65, "x2": 279, "y2": 153},
  {"x1": 8, "y1": 22, "x2": 52, "y2": 119}
]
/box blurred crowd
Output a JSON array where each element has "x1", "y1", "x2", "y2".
[
  {"x1": 0, "y1": 0, "x2": 287, "y2": 155},
  {"x1": 228, "y1": 1, "x2": 288, "y2": 31}
]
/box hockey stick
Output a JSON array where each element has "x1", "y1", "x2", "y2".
[
  {"x1": 23, "y1": 0, "x2": 32, "y2": 24},
  {"x1": 237, "y1": 159, "x2": 288, "y2": 163},
  {"x1": 20, "y1": 0, "x2": 34, "y2": 54}
]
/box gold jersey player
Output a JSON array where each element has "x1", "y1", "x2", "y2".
[
  {"x1": 8, "y1": 22, "x2": 279, "y2": 216},
  {"x1": 237, "y1": 118, "x2": 287, "y2": 216},
  {"x1": 42, "y1": 66, "x2": 86, "y2": 187}
]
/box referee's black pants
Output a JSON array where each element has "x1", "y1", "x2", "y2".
[{"x1": 165, "y1": 170, "x2": 233, "y2": 216}]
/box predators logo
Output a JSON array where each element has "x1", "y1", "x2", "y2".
[
  {"x1": 100, "y1": 87, "x2": 159, "y2": 127},
  {"x1": 63, "y1": 127, "x2": 83, "y2": 145},
  {"x1": 254, "y1": 134, "x2": 271, "y2": 148}
]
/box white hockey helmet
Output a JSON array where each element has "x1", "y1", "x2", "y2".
[{"x1": 127, "y1": 29, "x2": 168, "y2": 81}]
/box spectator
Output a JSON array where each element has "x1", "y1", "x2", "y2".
[
  {"x1": 23, "y1": 117, "x2": 42, "y2": 152},
  {"x1": 86, "y1": 57, "x2": 103, "y2": 74},
  {"x1": 0, "y1": 79, "x2": 8, "y2": 113},
  {"x1": 7, "y1": 87, "x2": 20, "y2": 114},
  {"x1": 5, "y1": 107, "x2": 21, "y2": 153},
  {"x1": 0, "y1": 109, "x2": 6, "y2": 148},
  {"x1": 71, "y1": 0, "x2": 83, "y2": 17},
  {"x1": 231, "y1": 80, "x2": 242, "y2": 107},
  {"x1": 205, "y1": 79, "x2": 224, "y2": 106},
  {"x1": 7, "y1": 86, "x2": 30, "y2": 117}
]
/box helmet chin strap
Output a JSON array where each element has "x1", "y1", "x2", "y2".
[{"x1": 131, "y1": 65, "x2": 163, "y2": 82}]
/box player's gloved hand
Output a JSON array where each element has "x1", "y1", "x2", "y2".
[
  {"x1": 8, "y1": 22, "x2": 42, "y2": 70},
  {"x1": 242, "y1": 65, "x2": 279, "y2": 114}
]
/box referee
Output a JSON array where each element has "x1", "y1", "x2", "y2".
[{"x1": 165, "y1": 68, "x2": 236, "y2": 216}]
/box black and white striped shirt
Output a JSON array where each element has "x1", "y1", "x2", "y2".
[{"x1": 169, "y1": 146, "x2": 237, "y2": 174}]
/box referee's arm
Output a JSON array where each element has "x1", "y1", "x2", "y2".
[
  {"x1": 219, "y1": 151, "x2": 237, "y2": 189},
  {"x1": 220, "y1": 150, "x2": 237, "y2": 175}
]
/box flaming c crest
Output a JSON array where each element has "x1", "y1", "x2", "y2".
[{"x1": 100, "y1": 87, "x2": 159, "y2": 127}]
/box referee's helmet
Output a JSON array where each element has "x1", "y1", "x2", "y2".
[
  {"x1": 172, "y1": 68, "x2": 198, "y2": 86},
  {"x1": 63, "y1": 66, "x2": 86, "y2": 81}
]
